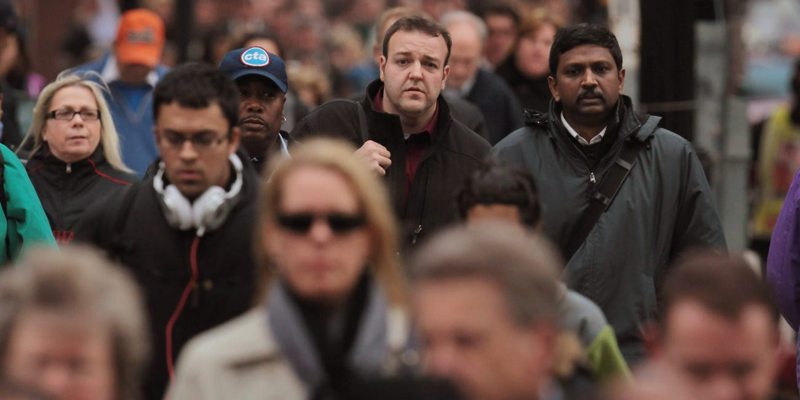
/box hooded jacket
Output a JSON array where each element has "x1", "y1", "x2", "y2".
[
  {"x1": 491, "y1": 96, "x2": 726, "y2": 361},
  {"x1": 26, "y1": 145, "x2": 138, "y2": 243},
  {"x1": 292, "y1": 79, "x2": 491, "y2": 249}
]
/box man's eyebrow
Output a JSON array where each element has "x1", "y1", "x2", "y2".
[{"x1": 162, "y1": 128, "x2": 217, "y2": 136}]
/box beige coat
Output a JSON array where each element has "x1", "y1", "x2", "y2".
[{"x1": 167, "y1": 306, "x2": 414, "y2": 400}]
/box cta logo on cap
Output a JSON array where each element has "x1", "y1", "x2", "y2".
[{"x1": 241, "y1": 47, "x2": 270, "y2": 67}]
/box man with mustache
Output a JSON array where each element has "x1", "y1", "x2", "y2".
[
  {"x1": 292, "y1": 15, "x2": 490, "y2": 249},
  {"x1": 492, "y1": 24, "x2": 726, "y2": 365},
  {"x1": 219, "y1": 47, "x2": 293, "y2": 173}
]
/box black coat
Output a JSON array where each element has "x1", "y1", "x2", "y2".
[
  {"x1": 292, "y1": 79, "x2": 491, "y2": 249},
  {"x1": 26, "y1": 145, "x2": 138, "y2": 243},
  {"x1": 463, "y1": 68, "x2": 524, "y2": 145},
  {"x1": 76, "y1": 156, "x2": 260, "y2": 400},
  {"x1": 495, "y1": 56, "x2": 553, "y2": 115}
]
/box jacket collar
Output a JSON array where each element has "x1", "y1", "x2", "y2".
[
  {"x1": 361, "y1": 79, "x2": 453, "y2": 145},
  {"x1": 28, "y1": 144, "x2": 106, "y2": 172},
  {"x1": 546, "y1": 95, "x2": 651, "y2": 144}
]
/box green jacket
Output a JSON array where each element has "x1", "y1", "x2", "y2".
[
  {"x1": 491, "y1": 97, "x2": 726, "y2": 361},
  {"x1": 560, "y1": 288, "x2": 631, "y2": 382},
  {"x1": 0, "y1": 144, "x2": 55, "y2": 262}
]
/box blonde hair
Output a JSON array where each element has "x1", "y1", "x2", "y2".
[
  {"x1": 19, "y1": 72, "x2": 132, "y2": 173},
  {"x1": 256, "y1": 138, "x2": 407, "y2": 307},
  {"x1": 517, "y1": 7, "x2": 564, "y2": 39}
]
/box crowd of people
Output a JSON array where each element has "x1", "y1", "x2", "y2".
[{"x1": 0, "y1": 0, "x2": 799, "y2": 400}]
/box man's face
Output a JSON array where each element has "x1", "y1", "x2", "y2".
[
  {"x1": 516, "y1": 24, "x2": 557, "y2": 79},
  {"x1": 484, "y1": 14, "x2": 516, "y2": 67},
  {"x1": 236, "y1": 75, "x2": 286, "y2": 145},
  {"x1": 380, "y1": 30, "x2": 450, "y2": 119},
  {"x1": 155, "y1": 101, "x2": 240, "y2": 200},
  {"x1": 415, "y1": 278, "x2": 555, "y2": 400},
  {"x1": 659, "y1": 301, "x2": 779, "y2": 400},
  {"x1": 4, "y1": 311, "x2": 115, "y2": 400},
  {"x1": 445, "y1": 21, "x2": 482, "y2": 92},
  {"x1": 548, "y1": 44, "x2": 624, "y2": 126}
]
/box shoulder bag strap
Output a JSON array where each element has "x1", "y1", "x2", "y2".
[{"x1": 562, "y1": 117, "x2": 661, "y2": 262}]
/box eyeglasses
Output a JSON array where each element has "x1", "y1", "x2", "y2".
[
  {"x1": 276, "y1": 212, "x2": 366, "y2": 235},
  {"x1": 47, "y1": 109, "x2": 101, "y2": 121},
  {"x1": 161, "y1": 131, "x2": 228, "y2": 151}
]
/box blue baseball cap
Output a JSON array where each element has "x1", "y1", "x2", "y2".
[{"x1": 218, "y1": 47, "x2": 288, "y2": 93}]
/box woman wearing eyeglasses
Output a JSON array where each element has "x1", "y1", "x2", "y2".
[
  {"x1": 169, "y1": 139, "x2": 415, "y2": 400},
  {"x1": 20, "y1": 73, "x2": 137, "y2": 243}
]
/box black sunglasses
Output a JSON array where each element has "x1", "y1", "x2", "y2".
[{"x1": 276, "y1": 212, "x2": 366, "y2": 235}]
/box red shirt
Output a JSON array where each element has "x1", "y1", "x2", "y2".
[{"x1": 373, "y1": 89, "x2": 439, "y2": 205}]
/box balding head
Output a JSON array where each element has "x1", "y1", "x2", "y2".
[{"x1": 441, "y1": 11, "x2": 486, "y2": 92}]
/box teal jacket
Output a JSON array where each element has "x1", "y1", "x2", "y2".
[{"x1": 0, "y1": 144, "x2": 55, "y2": 262}]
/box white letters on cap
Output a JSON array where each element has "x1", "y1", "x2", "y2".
[{"x1": 240, "y1": 47, "x2": 271, "y2": 67}]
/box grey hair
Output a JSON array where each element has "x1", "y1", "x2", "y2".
[
  {"x1": 410, "y1": 222, "x2": 561, "y2": 327},
  {"x1": 0, "y1": 245, "x2": 149, "y2": 400},
  {"x1": 440, "y1": 10, "x2": 488, "y2": 44},
  {"x1": 19, "y1": 71, "x2": 132, "y2": 173}
]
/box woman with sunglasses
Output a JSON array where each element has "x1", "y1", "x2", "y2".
[
  {"x1": 19, "y1": 73, "x2": 137, "y2": 244},
  {"x1": 169, "y1": 138, "x2": 413, "y2": 400}
]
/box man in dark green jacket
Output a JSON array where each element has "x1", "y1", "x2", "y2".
[{"x1": 491, "y1": 24, "x2": 726, "y2": 363}]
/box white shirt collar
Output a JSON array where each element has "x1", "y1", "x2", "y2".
[
  {"x1": 101, "y1": 53, "x2": 159, "y2": 87},
  {"x1": 561, "y1": 112, "x2": 606, "y2": 146},
  {"x1": 279, "y1": 133, "x2": 290, "y2": 157}
]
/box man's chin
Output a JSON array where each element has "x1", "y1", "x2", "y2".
[
  {"x1": 241, "y1": 129, "x2": 270, "y2": 141},
  {"x1": 172, "y1": 182, "x2": 207, "y2": 200}
]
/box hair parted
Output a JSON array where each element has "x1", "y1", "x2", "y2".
[
  {"x1": 19, "y1": 72, "x2": 132, "y2": 173},
  {"x1": 256, "y1": 138, "x2": 407, "y2": 307}
]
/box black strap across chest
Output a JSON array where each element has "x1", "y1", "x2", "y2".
[{"x1": 562, "y1": 116, "x2": 661, "y2": 262}]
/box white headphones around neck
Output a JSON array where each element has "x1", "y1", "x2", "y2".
[{"x1": 153, "y1": 153, "x2": 244, "y2": 237}]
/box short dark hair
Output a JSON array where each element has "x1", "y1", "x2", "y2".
[
  {"x1": 382, "y1": 16, "x2": 452, "y2": 67},
  {"x1": 457, "y1": 160, "x2": 541, "y2": 228},
  {"x1": 549, "y1": 23, "x2": 623, "y2": 78},
  {"x1": 480, "y1": 4, "x2": 520, "y2": 27},
  {"x1": 661, "y1": 252, "x2": 779, "y2": 329},
  {"x1": 153, "y1": 63, "x2": 239, "y2": 130}
]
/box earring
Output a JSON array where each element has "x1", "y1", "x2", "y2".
[{"x1": 281, "y1": 116, "x2": 287, "y2": 125}]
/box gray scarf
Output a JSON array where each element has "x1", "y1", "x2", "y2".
[{"x1": 266, "y1": 277, "x2": 390, "y2": 396}]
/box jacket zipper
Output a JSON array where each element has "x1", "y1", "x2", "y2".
[
  {"x1": 66, "y1": 163, "x2": 72, "y2": 174},
  {"x1": 566, "y1": 123, "x2": 642, "y2": 186}
]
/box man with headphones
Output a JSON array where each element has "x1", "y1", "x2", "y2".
[
  {"x1": 219, "y1": 46, "x2": 296, "y2": 173},
  {"x1": 77, "y1": 64, "x2": 260, "y2": 400}
]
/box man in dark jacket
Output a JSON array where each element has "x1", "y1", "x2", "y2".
[
  {"x1": 441, "y1": 10, "x2": 524, "y2": 145},
  {"x1": 491, "y1": 24, "x2": 726, "y2": 363},
  {"x1": 77, "y1": 64, "x2": 259, "y2": 400},
  {"x1": 218, "y1": 46, "x2": 295, "y2": 173},
  {"x1": 292, "y1": 16, "x2": 490, "y2": 249}
]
